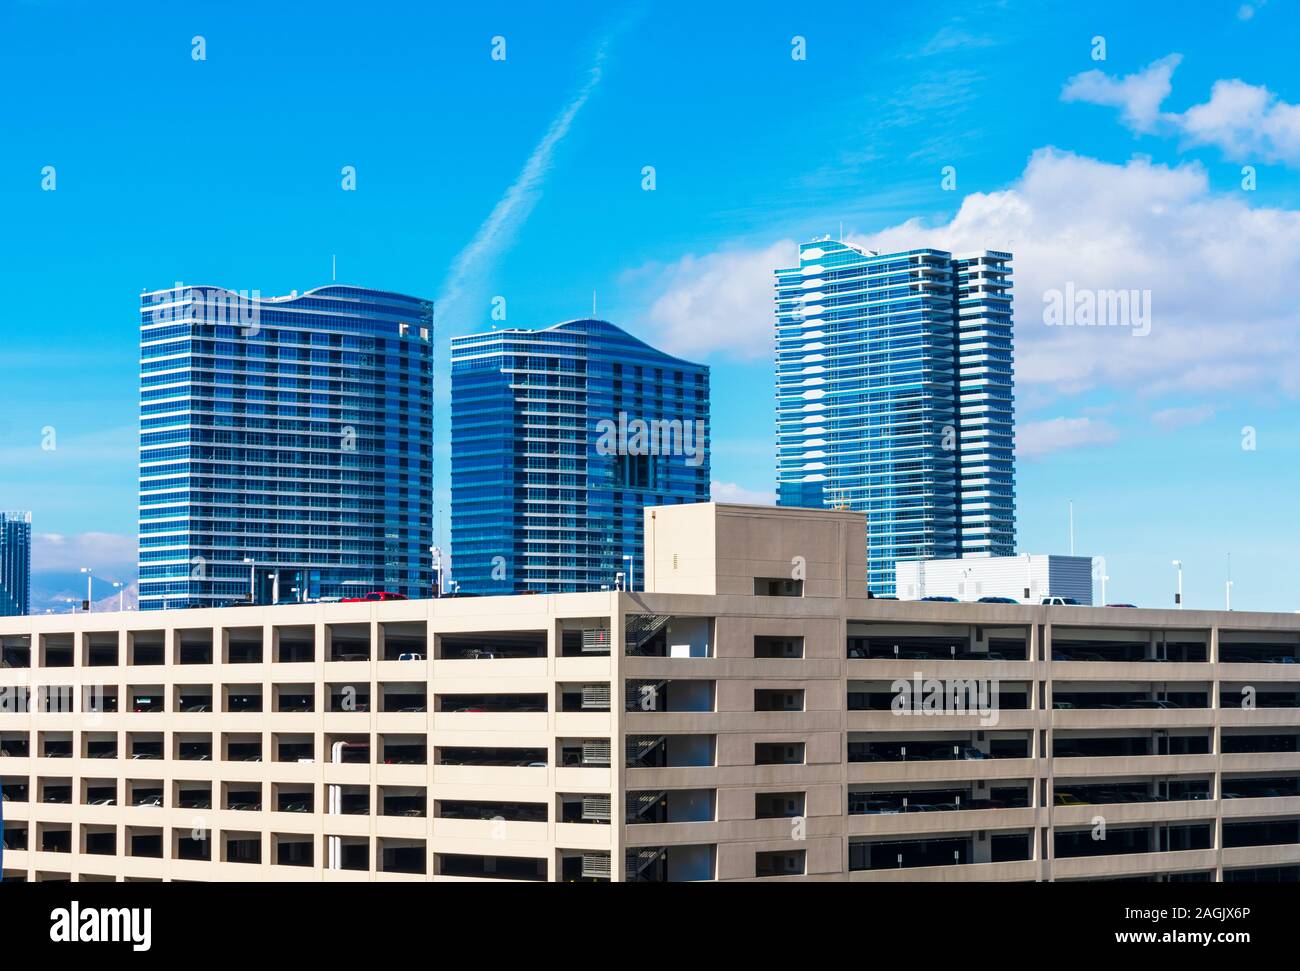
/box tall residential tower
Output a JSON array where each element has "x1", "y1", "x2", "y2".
[
  {"x1": 0, "y1": 511, "x2": 32, "y2": 616},
  {"x1": 775, "y1": 241, "x2": 1015, "y2": 594},
  {"x1": 451, "y1": 319, "x2": 709, "y2": 595},
  {"x1": 137, "y1": 285, "x2": 433, "y2": 609}
]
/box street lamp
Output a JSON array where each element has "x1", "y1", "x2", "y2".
[
  {"x1": 112, "y1": 581, "x2": 125, "y2": 612},
  {"x1": 1226, "y1": 580, "x2": 1234, "y2": 612},
  {"x1": 1093, "y1": 556, "x2": 1107, "y2": 606},
  {"x1": 79, "y1": 567, "x2": 92, "y2": 612},
  {"x1": 623, "y1": 555, "x2": 635, "y2": 593},
  {"x1": 1172, "y1": 560, "x2": 1183, "y2": 609}
]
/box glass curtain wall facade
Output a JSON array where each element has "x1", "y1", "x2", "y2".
[
  {"x1": 0, "y1": 511, "x2": 32, "y2": 616},
  {"x1": 137, "y1": 285, "x2": 433, "y2": 610},
  {"x1": 451, "y1": 319, "x2": 709, "y2": 595},
  {"x1": 775, "y1": 240, "x2": 1015, "y2": 595}
]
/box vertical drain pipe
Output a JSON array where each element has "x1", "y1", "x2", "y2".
[{"x1": 328, "y1": 741, "x2": 347, "y2": 870}]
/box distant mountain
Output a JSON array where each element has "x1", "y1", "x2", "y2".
[
  {"x1": 30, "y1": 570, "x2": 137, "y2": 615},
  {"x1": 94, "y1": 581, "x2": 139, "y2": 613}
]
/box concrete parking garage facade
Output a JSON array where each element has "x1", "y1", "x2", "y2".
[{"x1": 2, "y1": 503, "x2": 1298, "y2": 882}]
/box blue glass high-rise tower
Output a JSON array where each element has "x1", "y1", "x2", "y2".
[
  {"x1": 137, "y1": 285, "x2": 433, "y2": 610},
  {"x1": 0, "y1": 511, "x2": 32, "y2": 616},
  {"x1": 451, "y1": 319, "x2": 709, "y2": 595},
  {"x1": 775, "y1": 241, "x2": 1015, "y2": 594}
]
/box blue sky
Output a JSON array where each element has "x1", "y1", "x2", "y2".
[{"x1": 1, "y1": 0, "x2": 1298, "y2": 610}]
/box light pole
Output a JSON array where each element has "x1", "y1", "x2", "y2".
[
  {"x1": 1172, "y1": 560, "x2": 1183, "y2": 609},
  {"x1": 112, "y1": 581, "x2": 125, "y2": 612},
  {"x1": 623, "y1": 555, "x2": 635, "y2": 593},
  {"x1": 1093, "y1": 556, "x2": 1107, "y2": 606},
  {"x1": 1226, "y1": 553, "x2": 1233, "y2": 612},
  {"x1": 79, "y1": 567, "x2": 92, "y2": 612}
]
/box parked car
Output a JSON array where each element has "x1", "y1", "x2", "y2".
[
  {"x1": 977, "y1": 596, "x2": 1019, "y2": 604},
  {"x1": 134, "y1": 795, "x2": 164, "y2": 807},
  {"x1": 1119, "y1": 699, "x2": 1181, "y2": 709},
  {"x1": 397, "y1": 652, "x2": 424, "y2": 661},
  {"x1": 1105, "y1": 603, "x2": 1138, "y2": 608},
  {"x1": 1041, "y1": 596, "x2": 1081, "y2": 606},
  {"x1": 920, "y1": 596, "x2": 959, "y2": 603},
  {"x1": 859, "y1": 801, "x2": 902, "y2": 815},
  {"x1": 340, "y1": 591, "x2": 409, "y2": 603}
]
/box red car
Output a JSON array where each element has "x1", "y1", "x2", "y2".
[{"x1": 340, "y1": 591, "x2": 409, "y2": 603}]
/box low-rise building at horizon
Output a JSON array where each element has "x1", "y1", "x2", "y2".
[{"x1": 895, "y1": 553, "x2": 1094, "y2": 604}]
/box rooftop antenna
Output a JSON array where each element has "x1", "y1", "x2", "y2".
[
  {"x1": 592, "y1": 289, "x2": 597, "y2": 318},
  {"x1": 331, "y1": 254, "x2": 337, "y2": 283}
]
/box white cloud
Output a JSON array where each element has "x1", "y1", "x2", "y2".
[
  {"x1": 1178, "y1": 79, "x2": 1300, "y2": 163},
  {"x1": 1063, "y1": 55, "x2": 1300, "y2": 165},
  {"x1": 1151, "y1": 404, "x2": 1216, "y2": 430},
  {"x1": 710, "y1": 481, "x2": 776, "y2": 505},
  {"x1": 625, "y1": 241, "x2": 793, "y2": 361},
  {"x1": 32, "y1": 531, "x2": 135, "y2": 574},
  {"x1": 852, "y1": 148, "x2": 1300, "y2": 398},
  {"x1": 1062, "y1": 54, "x2": 1181, "y2": 132},
  {"x1": 631, "y1": 147, "x2": 1300, "y2": 413},
  {"x1": 1017, "y1": 417, "x2": 1119, "y2": 459}
]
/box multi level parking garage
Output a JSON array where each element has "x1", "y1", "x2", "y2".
[{"x1": 2, "y1": 502, "x2": 1299, "y2": 881}]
